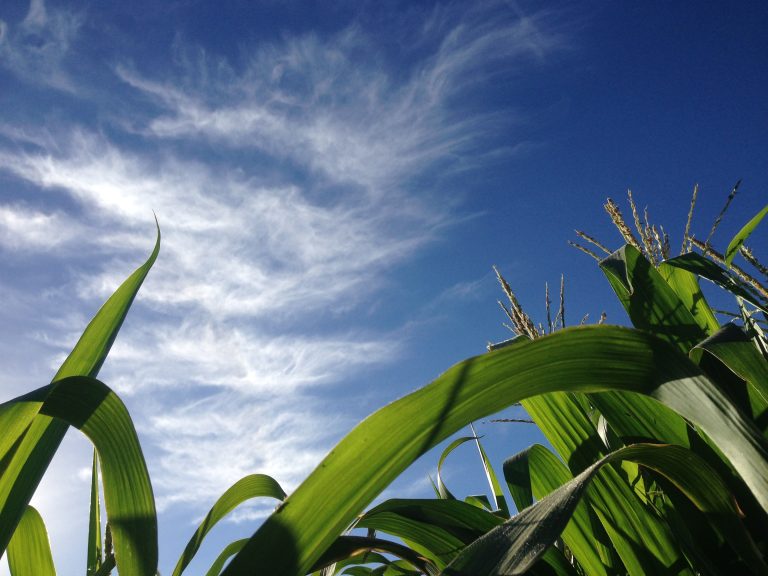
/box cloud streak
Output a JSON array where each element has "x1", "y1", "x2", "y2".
[
  {"x1": 0, "y1": 1, "x2": 567, "y2": 548},
  {"x1": 0, "y1": 0, "x2": 82, "y2": 90}
]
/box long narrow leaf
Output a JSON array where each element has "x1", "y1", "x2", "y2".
[
  {"x1": 691, "y1": 324, "x2": 768, "y2": 435},
  {"x1": 444, "y1": 443, "x2": 767, "y2": 576},
  {"x1": 523, "y1": 444, "x2": 611, "y2": 576},
  {"x1": 435, "y1": 437, "x2": 476, "y2": 500},
  {"x1": 357, "y1": 499, "x2": 503, "y2": 569},
  {"x1": 7, "y1": 505, "x2": 55, "y2": 576},
  {"x1": 173, "y1": 473, "x2": 286, "y2": 576},
  {"x1": 87, "y1": 449, "x2": 102, "y2": 575},
  {"x1": 2, "y1": 376, "x2": 157, "y2": 576},
  {"x1": 221, "y1": 326, "x2": 768, "y2": 575},
  {"x1": 205, "y1": 539, "x2": 248, "y2": 576},
  {"x1": 725, "y1": 204, "x2": 768, "y2": 266},
  {"x1": 468, "y1": 424, "x2": 508, "y2": 516},
  {"x1": 0, "y1": 225, "x2": 159, "y2": 557},
  {"x1": 310, "y1": 535, "x2": 436, "y2": 575},
  {"x1": 522, "y1": 392, "x2": 669, "y2": 575},
  {"x1": 665, "y1": 252, "x2": 768, "y2": 313}
]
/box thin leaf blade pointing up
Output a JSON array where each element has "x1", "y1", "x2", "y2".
[
  {"x1": 725, "y1": 204, "x2": 768, "y2": 266},
  {"x1": 7, "y1": 506, "x2": 56, "y2": 576},
  {"x1": 0, "y1": 224, "x2": 160, "y2": 558}
]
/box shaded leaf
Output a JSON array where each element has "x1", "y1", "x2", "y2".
[{"x1": 443, "y1": 444, "x2": 766, "y2": 575}]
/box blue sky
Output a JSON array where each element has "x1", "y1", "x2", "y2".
[{"x1": 1, "y1": 0, "x2": 767, "y2": 573}]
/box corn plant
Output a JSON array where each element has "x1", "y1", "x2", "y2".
[{"x1": 1, "y1": 187, "x2": 767, "y2": 575}]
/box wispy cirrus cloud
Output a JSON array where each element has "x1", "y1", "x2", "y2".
[
  {"x1": 0, "y1": 0, "x2": 82, "y2": 90},
  {"x1": 0, "y1": 0, "x2": 568, "y2": 528},
  {"x1": 0, "y1": 204, "x2": 79, "y2": 250}
]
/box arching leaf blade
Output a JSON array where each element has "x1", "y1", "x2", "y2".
[
  {"x1": 444, "y1": 443, "x2": 766, "y2": 576},
  {"x1": 0, "y1": 227, "x2": 160, "y2": 557},
  {"x1": 173, "y1": 473, "x2": 286, "y2": 576},
  {"x1": 39, "y1": 376, "x2": 157, "y2": 576},
  {"x1": 221, "y1": 326, "x2": 768, "y2": 575}
]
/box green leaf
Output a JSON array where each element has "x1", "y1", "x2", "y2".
[
  {"x1": 443, "y1": 443, "x2": 766, "y2": 576},
  {"x1": 691, "y1": 323, "x2": 768, "y2": 436},
  {"x1": 657, "y1": 262, "x2": 720, "y2": 335},
  {"x1": 468, "y1": 424, "x2": 509, "y2": 516},
  {"x1": 521, "y1": 392, "x2": 666, "y2": 575},
  {"x1": 7, "y1": 506, "x2": 55, "y2": 576},
  {"x1": 502, "y1": 449, "x2": 533, "y2": 512},
  {"x1": 0, "y1": 225, "x2": 160, "y2": 558},
  {"x1": 87, "y1": 450, "x2": 102, "y2": 575},
  {"x1": 435, "y1": 437, "x2": 476, "y2": 500},
  {"x1": 600, "y1": 244, "x2": 707, "y2": 353},
  {"x1": 665, "y1": 252, "x2": 768, "y2": 313},
  {"x1": 310, "y1": 535, "x2": 436, "y2": 575},
  {"x1": 173, "y1": 473, "x2": 286, "y2": 576},
  {"x1": 357, "y1": 499, "x2": 502, "y2": 569},
  {"x1": 522, "y1": 444, "x2": 612, "y2": 576},
  {"x1": 725, "y1": 204, "x2": 768, "y2": 266},
  {"x1": 205, "y1": 539, "x2": 248, "y2": 576},
  {"x1": 1, "y1": 376, "x2": 157, "y2": 576},
  {"x1": 220, "y1": 326, "x2": 768, "y2": 575}
]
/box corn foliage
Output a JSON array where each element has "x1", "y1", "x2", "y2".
[{"x1": 0, "y1": 190, "x2": 767, "y2": 575}]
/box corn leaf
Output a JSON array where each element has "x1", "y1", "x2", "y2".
[
  {"x1": 0, "y1": 225, "x2": 159, "y2": 557},
  {"x1": 357, "y1": 499, "x2": 502, "y2": 569},
  {"x1": 435, "y1": 437, "x2": 476, "y2": 500},
  {"x1": 691, "y1": 323, "x2": 768, "y2": 436},
  {"x1": 87, "y1": 449, "x2": 102, "y2": 575},
  {"x1": 502, "y1": 448, "x2": 533, "y2": 512},
  {"x1": 310, "y1": 535, "x2": 436, "y2": 575},
  {"x1": 522, "y1": 444, "x2": 612, "y2": 576},
  {"x1": 664, "y1": 252, "x2": 768, "y2": 313},
  {"x1": 1, "y1": 376, "x2": 157, "y2": 576},
  {"x1": 725, "y1": 204, "x2": 768, "y2": 266},
  {"x1": 657, "y1": 262, "x2": 720, "y2": 335},
  {"x1": 522, "y1": 392, "x2": 670, "y2": 575},
  {"x1": 600, "y1": 244, "x2": 707, "y2": 353},
  {"x1": 468, "y1": 425, "x2": 508, "y2": 516},
  {"x1": 221, "y1": 326, "x2": 768, "y2": 575},
  {"x1": 443, "y1": 443, "x2": 767, "y2": 576},
  {"x1": 205, "y1": 539, "x2": 248, "y2": 576},
  {"x1": 7, "y1": 505, "x2": 55, "y2": 576},
  {"x1": 173, "y1": 473, "x2": 286, "y2": 576}
]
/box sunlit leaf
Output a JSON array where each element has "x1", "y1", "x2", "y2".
[
  {"x1": 725, "y1": 204, "x2": 768, "y2": 266},
  {"x1": 7, "y1": 506, "x2": 55, "y2": 576},
  {"x1": 0, "y1": 224, "x2": 159, "y2": 557},
  {"x1": 221, "y1": 326, "x2": 768, "y2": 575},
  {"x1": 173, "y1": 473, "x2": 286, "y2": 576},
  {"x1": 1, "y1": 376, "x2": 157, "y2": 576}
]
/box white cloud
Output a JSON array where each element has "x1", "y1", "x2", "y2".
[
  {"x1": 115, "y1": 6, "x2": 565, "y2": 192},
  {"x1": 0, "y1": 0, "x2": 82, "y2": 90},
  {"x1": 0, "y1": 0, "x2": 568, "y2": 527},
  {"x1": 0, "y1": 204, "x2": 78, "y2": 250}
]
